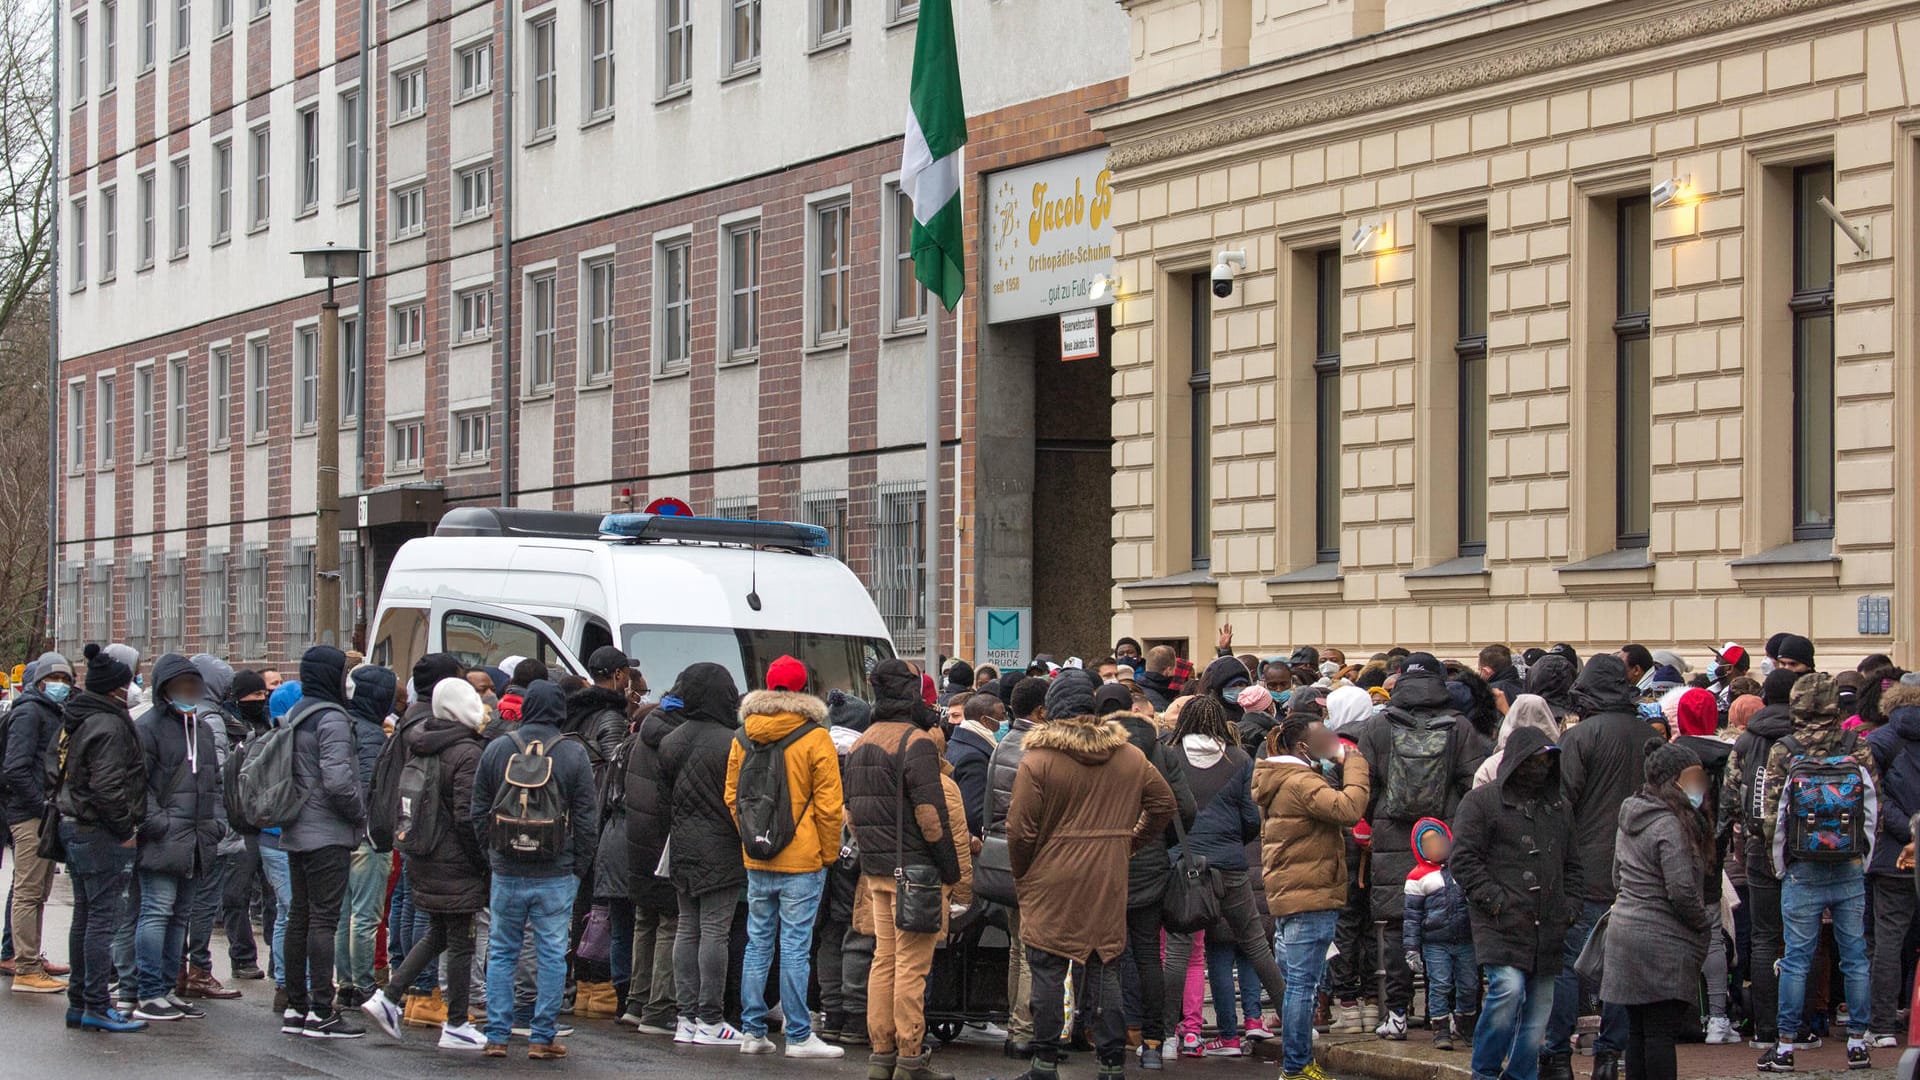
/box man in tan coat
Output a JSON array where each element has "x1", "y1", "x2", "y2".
[
  {"x1": 1254, "y1": 713, "x2": 1371, "y2": 1080},
  {"x1": 1006, "y1": 709, "x2": 1175, "y2": 1080}
]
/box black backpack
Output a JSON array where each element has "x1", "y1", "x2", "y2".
[
  {"x1": 393, "y1": 749, "x2": 449, "y2": 858},
  {"x1": 1380, "y1": 710, "x2": 1456, "y2": 821},
  {"x1": 733, "y1": 722, "x2": 820, "y2": 862},
  {"x1": 489, "y1": 733, "x2": 568, "y2": 859},
  {"x1": 365, "y1": 714, "x2": 427, "y2": 853}
]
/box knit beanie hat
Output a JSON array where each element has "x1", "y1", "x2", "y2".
[
  {"x1": 82, "y1": 643, "x2": 134, "y2": 695},
  {"x1": 1645, "y1": 742, "x2": 1702, "y2": 790},
  {"x1": 433, "y1": 676, "x2": 488, "y2": 732},
  {"x1": 1236, "y1": 684, "x2": 1274, "y2": 716},
  {"x1": 230, "y1": 669, "x2": 268, "y2": 702},
  {"x1": 412, "y1": 652, "x2": 463, "y2": 701}
]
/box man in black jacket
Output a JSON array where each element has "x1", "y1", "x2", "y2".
[
  {"x1": 335, "y1": 663, "x2": 396, "y2": 1008},
  {"x1": 1133, "y1": 647, "x2": 1179, "y2": 712},
  {"x1": 471, "y1": 681, "x2": 598, "y2": 1058},
  {"x1": 622, "y1": 670, "x2": 687, "y2": 1037},
  {"x1": 1540, "y1": 654, "x2": 1659, "y2": 1080},
  {"x1": 1721, "y1": 667, "x2": 1800, "y2": 1051},
  {"x1": 4, "y1": 652, "x2": 72, "y2": 993},
  {"x1": 1478, "y1": 644, "x2": 1523, "y2": 707}
]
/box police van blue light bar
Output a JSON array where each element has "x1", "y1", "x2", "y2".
[{"x1": 597, "y1": 513, "x2": 831, "y2": 552}]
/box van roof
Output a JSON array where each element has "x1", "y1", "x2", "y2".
[{"x1": 380, "y1": 535, "x2": 891, "y2": 639}]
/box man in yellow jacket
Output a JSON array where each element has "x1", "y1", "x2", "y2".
[{"x1": 724, "y1": 655, "x2": 846, "y2": 1060}]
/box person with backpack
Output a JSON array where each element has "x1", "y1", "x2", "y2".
[
  {"x1": 620, "y1": 667, "x2": 689, "y2": 1038},
  {"x1": 334, "y1": 663, "x2": 395, "y2": 1009},
  {"x1": 723, "y1": 654, "x2": 846, "y2": 1059},
  {"x1": 4, "y1": 651, "x2": 73, "y2": 995},
  {"x1": 1355, "y1": 651, "x2": 1486, "y2": 1041},
  {"x1": 129, "y1": 653, "x2": 227, "y2": 1024},
  {"x1": 1865, "y1": 679, "x2": 1920, "y2": 1049},
  {"x1": 254, "y1": 680, "x2": 303, "y2": 1013},
  {"x1": 1722, "y1": 665, "x2": 1800, "y2": 1053},
  {"x1": 217, "y1": 668, "x2": 270, "y2": 983},
  {"x1": 470, "y1": 680, "x2": 598, "y2": 1060},
  {"x1": 278, "y1": 646, "x2": 369, "y2": 1039},
  {"x1": 1540, "y1": 653, "x2": 1660, "y2": 1080},
  {"x1": 360, "y1": 675, "x2": 491, "y2": 1052},
  {"x1": 575, "y1": 649, "x2": 636, "y2": 1021},
  {"x1": 654, "y1": 662, "x2": 748, "y2": 1047},
  {"x1": 1757, "y1": 672, "x2": 1879, "y2": 1073}
]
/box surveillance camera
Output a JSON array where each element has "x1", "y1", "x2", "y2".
[
  {"x1": 1211, "y1": 250, "x2": 1247, "y2": 299},
  {"x1": 1650, "y1": 178, "x2": 1683, "y2": 208}
]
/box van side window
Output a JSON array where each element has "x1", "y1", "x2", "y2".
[
  {"x1": 579, "y1": 620, "x2": 614, "y2": 660},
  {"x1": 442, "y1": 610, "x2": 560, "y2": 673},
  {"x1": 371, "y1": 606, "x2": 428, "y2": 684}
]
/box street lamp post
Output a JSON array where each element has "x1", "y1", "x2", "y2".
[{"x1": 295, "y1": 244, "x2": 368, "y2": 649}]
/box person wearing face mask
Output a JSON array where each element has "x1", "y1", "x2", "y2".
[
  {"x1": 335, "y1": 664, "x2": 397, "y2": 1009},
  {"x1": 217, "y1": 669, "x2": 272, "y2": 983},
  {"x1": 177, "y1": 654, "x2": 245, "y2": 1002},
  {"x1": 1670, "y1": 688, "x2": 1737, "y2": 1044},
  {"x1": 129, "y1": 653, "x2": 227, "y2": 1023},
  {"x1": 4, "y1": 652, "x2": 75, "y2": 994},
  {"x1": 1602, "y1": 744, "x2": 1712, "y2": 1080}
]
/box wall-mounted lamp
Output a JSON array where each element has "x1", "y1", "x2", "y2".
[
  {"x1": 1816, "y1": 196, "x2": 1871, "y2": 257},
  {"x1": 1650, "y1": 177, "x2": 1688, "y2": 208},
  {"x1": 1350, "y1": 222, "x2": 1382, "y2": 254},
  {"x1": 1089, "y1": 273, "x2": 1120, "y2": 302}
]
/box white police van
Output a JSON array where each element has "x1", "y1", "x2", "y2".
[{"x1": 368, "y1": 508, "x2": 895, "y2": 695}]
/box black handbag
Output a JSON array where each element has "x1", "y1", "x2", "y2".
[
  {"x1": 974, "y1": 832, "x2": 1017, "y2": 908},
  {"x1": 1160, "y1": 807, "x2": 1222, "y2": 933},
  {"x1": 1573, "y1": 907, "x2": 1611, "y2": 982},
  {"x1": 890, "y1": 729, "x2": 946, "y2": 935},
  {"x1": 35, "y1": 734, "x2": 69, "y2": 863}
]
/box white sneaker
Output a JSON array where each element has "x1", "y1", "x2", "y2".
[
  {"x1": 1705, "y1": 1017, "x2": 1739, "y2": 1045},
  {"x1": 674, "y1": 1016, "x2": 697, "y2": 1043},
  {"x1": 439, "y1": 1021, "x2": 487, "y2": 1051},
  {"x1": 786, "y1": 1034, "x2": 847, "y2": 1059},
  {"x1": 1376, "y1": 1010, "x2": 1408, "y2": 1040},
  {"x1": 694, "y1": 1020, "x2": 744, "y2": 1046},
  {"x1": 1331, "y1": 1002, "x2": 1366, "y2": 1034},
  {"x1": 616, "y1": 1011, "x2": 643, "y2": 1029},
  {"x1": 1870, "y1": 1032, "x2": 1901, "y2": 1049},
  {"x1": 740, "y1": 1033, "x2": 778, "y2": 1055},
  {"x1": 361, "y1": 993, "x2": 403, "y2": 1040}
]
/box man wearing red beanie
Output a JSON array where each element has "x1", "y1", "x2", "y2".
[{"x1": 1673, "y1": 686, "x2": 1738, "y2": 1044}]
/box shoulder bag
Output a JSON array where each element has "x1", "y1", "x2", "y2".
[
  {"x1": 1573, "y1": 906, "x2": 1611, "y2": 982},
  {"x1": 891, "y1": 728, "x2": 946, "y2": 935},
  {"x1": 1160, "y1": 801, "x2": 1223, "y2": 933}
]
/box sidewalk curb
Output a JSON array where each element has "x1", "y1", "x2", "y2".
[{"x1": 1298, "y1": 1035, "x2": 1474, "y2": 1080}]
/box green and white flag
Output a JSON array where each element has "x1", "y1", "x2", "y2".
[{"x1": 901, "y1": 0, "x2": 967, "y2": 312}]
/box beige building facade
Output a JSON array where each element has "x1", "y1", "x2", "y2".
[{"x1": 1099, "y1": 0, "x2": 1920, "y2": 665}]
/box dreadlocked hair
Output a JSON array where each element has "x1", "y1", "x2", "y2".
[
  {"x1": 1172, "y1": 693, "x2": 1234, "y2": 744},
  {"x1": 1268, "y1": 714, "x2": 1317, "y2": 759}
]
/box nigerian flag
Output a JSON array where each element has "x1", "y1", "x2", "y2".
[{"x1": 901, "y1": 0, "x2": 967, "y2": 312}]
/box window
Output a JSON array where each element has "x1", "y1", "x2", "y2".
[
  {"x1": 586, "y1": 0, "x2": 615, "y2": 117},
  {"x1": 1455, "y1": 223, "x2": 1489, "y2": 557},
  {"x1": 170, "y1": 158, "x2": 189, "y2": 256},
  {"x1": 455, "y1": 286, "x2": 492, "y2": 342},
  {"x1": 236, "y1": 546, "x2": 265, "y2": 661},
  {"x1": 246, "y1": 336, "x2": 268, "y2": 438},
  {"x1": 214, "y1": 0, "x2": 230, "y2": 35},
  {"x1": 888, "y1": 0, "x2": 919, "y2": 22},
  {"x1": 813, "y1": 0, "x2": 851, "y2": 46},
  {"x1": 874, "y1": 482, "x2": 927, "y2": 656},
  {"x1": 286, "y1": 541, "x2": 314, "y2": 644},
  {"x1": 723, "y1": 220, "x2": 760, "y2": 360},
  {"x1": 338, "y1": 534, "x2": 360, "y2": 634},
  {"x1": 529, "y1": 16, "x2": 556, "y2": 136},
  {"x1": 98, "y1": 373, "x2": 117, "y2": 465},
  {"x1": 454, "y1": 410, "x2": 489, "y2": 465},
  {"x1": 1614, "y1": 196, "x2": 1651, "y2": 549},
  {"x1": 138, "y1": 0, "x2": 155, "y2": 69},
  {"x1": 810, "y1": 197, "x2": 851, "y2": 346},
  {"x1": 801, "y1": 489, "x2": 848, "y2": 561},
  {"x1": 136, "y1": 170, "x2": 155, "y2": 267},
  {"x1": 125, "y1": 557, "x2": 151, "y2": 657},
  {"x1": 656, "y1": 239, "x2": 691, "y2": 374},
  {"x1": 73, "y1": 15, "x2": 87, "y2": 101},
  {"x1": 210, "y1": 345, "x2": 231, "y2": 446},
  {"x1": 134, "y1": 364, "x2": 155, "y2": 461},
  {"x1": 85, "y1": 562, "x2": 113, "y2": 647},
  {"x1": 527, "y1": 272, "x2": 556, "y2": 390},
  {"x1": 394, "y1": 65, "x2": 426, "y2": 121},
  {"x1": 886, "y1": 183, "x2": 924, "y2": 332},
  {"x1": 200, "y1": 550, "x2": 229, "y2": 656},
  {"x1": 154, "y1": 553, "x2": 184, "y2": 655},
  {"x1": 212, "y1": 138, "x2": 232, "y2": 241},
  {"x1": 1187, "y1": 273, "x2": 1211, "y2": 570},
  {"x1": 101, "y1": 3, "x2": 117, "y2": 91},
  {"x1": 172, "y1": 0, "x2": 189, "y2": 54},
  {"x1": 727, "y1": 0, "x2": 759, "y2": 74},
  {"x1": 457, "y1": 40, "x2": 492, "y2": 99},
  {"x1": 252, "y1": 0, "x2": 267, "y2": 17},
  {"x1": 67, "y1": 383, "x2": 85, "y2": 471},
  {"x1": 1314, "y1": 248, "x2": 1341, "y2": 563},
  {"x1": 70, "y1": 199, "x2": 87, "y2": 287},
  {"x1": 584, "y1": 258, "x2": 615, "y2": 382},
  {"x1": 55, "y1": 564, "x2": 81, "y2": 657},
  {"x1": 391, "y1": 182, "x2": 425, "y2": 238},
  {"x1": 1792, "y1": 164, "x2": 1836, "y2": 540},
  {"x1": 98, "y1": 188, "x2": 115, "y2": 280},
  {"x1": 660, "y1": 0, "x2": 691, "y2": 96},
  {"x1": 714, "y1": 496, "x2": 757, "y2": 520},
  {"x1": 248, "y1": 124, "x2": 270, "y2": 229},
  {"x1": 167, "y1": 357, "x2": 187, "y2": 454},
  {"x1": 296, "y1": 104, "x2": 319, "y2": 213},
  {"x1": 389, "y1": 419, "x2": 425, "y2": 473},
  {"x1": 456, "y1": 162, "x2": 492, "y2": 221},
  {"x1": 389, "y1": 301, "x2": 424, "y2": 356},
  {"x1": 341, "y1": 315, "x2": 360, "y2": 421},
  {"x1": 338, "y1": 90, "x2": 361, "y2": 200},
  {"x1": 295, "y1": 326, "x2": 317, "y2": 430}
]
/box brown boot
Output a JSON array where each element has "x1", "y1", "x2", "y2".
[
  {"x1": 186, "y1": 965, "x2": 243, "y2": 1000},
  {"x1": 893, "y1": 1051, "x2": 956, "y2": 1080},
  {"x1": 529, "y1": 1042, "x2": 569, "y2": 1060},
  {"x1": 868, "y1": 1052, "x2": 898, "y2": 1080}
]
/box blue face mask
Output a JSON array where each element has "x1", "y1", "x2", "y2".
[
  {"x1": 170, "y1": 699, "x2": 197, "y2": 717},
  {"x1": 1686, "y1": 787, "x2": 1706, "y2": 809},
  {"x1": 42, "y1": 683, "x2": 71, "y2": 704}
]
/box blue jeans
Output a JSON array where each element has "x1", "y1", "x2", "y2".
[
  {"x1": 134, "y1": 870, "x2": 192, "y2": 1002},
  {"x1": 334, "y1": 842, "x2": 386, "y2": 992},
  {"x1": 1424, "y1": 941, "x2": 1481, "y2": 1020},
  {"x1": 260, "y1": 841, "x2": 291, "y2": 988},
  {"x1": 1778, "y1": 860, "x2": 1872, "y2": 1038},
  {"x1": 742, "y1": 868, "x2": 827, "y2": 1040},
  {"x1": 1475, "y1": 965, "x2": 1556, "y2": 1080},
  {"x1": 485, "y1": 874, "x2": 576, "y2": 1046},
  {"x1": 62, "y1": 823, "x2": 135, "y2": 1015},
  {"x1": 1546, "y1": 899, "x2": 1625, "y2": 1054},
  {"x1": 1275, "y1": 909, "x2": 1339, "y2": 1073}
]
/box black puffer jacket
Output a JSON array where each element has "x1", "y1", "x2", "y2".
[
  {"x1": 845, "y1": 658, "x2": 960, "y2": 884},
  {"x1": 3, "y1": 688, "x2": 64, "y2": 825},
  {"x1": 346, "y1": 665, "x2": 397, "y2": 799},
  {"x1": 624, "y1": 705, "x2": 686, "y2": 911},
  {"x1": 57, "y1": 689, "x2": 146, "y2": 841},
  {"x1": 655, "y1": 664, "x2": 745, "y2": 899},
  {"x1": 1558, "y1": 654, "x2": 1661, "y2": 902},
  {"x1": 1117, "y1": 712, "x2": 1195, "y2": 908},
  {"x1": 566, "y1": 684, "x2": 629, "y2": 771},
  {"x1": 1449, "y1": 726, "x2": 1584, "y2": 975},
  {"x1": 985, "y1": 718, "x2": 1041, "y2": 837},
  {"x1": 1358, "y1": 669, "x2": 1486, "y2": 921},
  {"x1": 1724, "y1": 703, "x2": 1795, "y2": 886},
  {"x1": 135, "y1": 654, "x2": 229, "y2": 877},
  {"x1": 401, "y1": 716, "x2": 489, "y2": 914}
]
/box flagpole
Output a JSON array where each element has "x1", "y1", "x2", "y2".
[{"x1": 923, "y1": 288, "x2": 942, "y2": 677}]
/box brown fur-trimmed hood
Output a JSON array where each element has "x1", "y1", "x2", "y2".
[
  {"x1": 1025, "y1": 713, "x2": 1131, "y2": 765},
  {"x1": 1880, "y1": 682, "x2": 1920, "y2": 715},
  {"x1": 739, "y1": 689, "x2": 829, "y2": 744}
]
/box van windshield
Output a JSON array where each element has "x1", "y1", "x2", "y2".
[{"x1": 622, "y1": 626, "x2": 894, "y2": 697}]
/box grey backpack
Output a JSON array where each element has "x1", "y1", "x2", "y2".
[{"x1": 232, "y1": 704, "x2": 315, "y2": 829}]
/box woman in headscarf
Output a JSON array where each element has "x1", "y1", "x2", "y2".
[{"x1": 1472, "y1": 694, "x2": 1563, "y2": 789}]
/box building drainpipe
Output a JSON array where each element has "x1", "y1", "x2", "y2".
[
  {"x1": 354, "y1": 0, "x2": 371, "y2": 641},
  {"x1": 45, "y1": 0, "x2": 61, "y2": 650},
  {"x1": 498, "y1": 5, "x2": 515, "y2": 508}
]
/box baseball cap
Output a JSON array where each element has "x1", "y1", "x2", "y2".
[
  {"x1": 1401, "y1": 652, "x2": 1442, "y2": 677},
  {"x1": 767, "y1": 655, "x2": 808, "y2": 693},
  {"x1": 1712, "y1": 642, "x2": 1748, "y2": 669},
  {"x1": 587, "y1": 646, "x2": 631, "y2": 680}
]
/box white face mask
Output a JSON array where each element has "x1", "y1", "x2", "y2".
[{"x1": 344, "y1": 672, "x2": 357, "y2": 701}]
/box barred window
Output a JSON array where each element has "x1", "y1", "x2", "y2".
[
  {"x1": 237, "y1": 545, "x2": 267, "y2": 660},
  {"x1": 201, "y1": 549, "x2": 229, "y2": 656},
  {"x1": 84, "y1": 562, "x2": 114, "y2": 646},
  {"x1": 286, "y1": 542, "x2": 315, "y2": 646},
  {"x1": 873, "y1": 483, "x2": 926, "y2": 658},
  {"x1": 156, "y1": 554, "x2": 185, "y2": 656},
  {"x1": 125, "y1": 557, "x2": 152, "y2": 658},
  {"x1": 339, "y1": 535, "x2": 361, "y2": 636},
  {"x1": 714, "y1": 496, "x2": 757, "y2": 520},
  {"x1": 56, "y1": 564, "x2": 83, "y2": 657},
  {"x1": 801, "y1": 488, "x2": 848, "y2": 562}
]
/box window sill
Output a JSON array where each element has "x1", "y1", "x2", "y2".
[
  {"x1": 881, "y1": 322, "x2": 928, "y2": 341},
  {"x1": 574, "y1": 380, "x2": 613, "y2": 396},
  {"x1": 388, "y1": 465, "x2": 425, "y2": 478},
  {"x1": 250, "y1": 7, "x2": 269, "y2": 22},
  {"x1": 96, "y1": 462, "x2": 118, "y2": 474},
  {"x1": 652, "y1": 365, "x2": 691, "y2": 381},
  {"x1": 211, "y1": 234, "x2": 231, "y2": 249},
  {"x1": 102, "y1": 85, "x2": 117, "y2": 97},
  {"x1": 449, "y1": 459, "x2": 492, "y2": 473},
  {"x1": 137, "y1": 261, "x2": 155, "y2": 274},
  {"x1": 294, "y1": 206, "x2": 319, "y2": 221},
  {"x1": 1557, "y1": 547, "x2": 1654, "y2": 595},
  {"x1": 389, "y1": 348, "x2": 425, "y2": 361},
  {"x1": 98, "y1": 273, "x2": 115, "y2": 285},
  {"x1": 392, "y1": 111, "x2": 426, "y2": 127},
  {"x1": 525, "y1": 130, "x2": 557, "y2": 149},
  {"x1": 1263, "y1": 561, "x2": 1343, "y2": 600},
  {"x1": 69, "y1": 99, "x2": 88, "y2": 111},
  {"x1": 1729, "y1": 537, "x2": 1839, "y2": 590},
  {"x1": 138, "y1": 64, "x2": 155, "y2": 78},
  {"x1": 804, "y1": 338, "x2": 850, "y2": 357},
  {"x1": 212, "y1": 28, "x2": 232, "y2": 42},
  {"x1": 392, "y1": 229, "x2": 425, "y2": 242},
  {"x1": 454, "y1": 334, "x2": 493, "y2": 348},
  {"x1": 581, "y1": 111, "x2": 615, "y2": 131},
  {"x1": 655, "y1": 86, "x2": 692, "y2": 106},
  {"x1": 1118, "y1": 569, "x2": 1219, "y2": 609},
  {"x1": 886, "y1": 11, "x2": 920, "y2": 30},
  {"x1": 521, "y1": 388, "x2": 557, "y2": 404},
  {"x1": 454, "y1": 211, "x2": 493, "y2": 228},
  {"x1": 808, "y1": 34, "x2": 852, "y2": 57},
  {"x1": 721, "y1": 61, "x2": 761, "y2": 84},
  {"x1": 247, "y1": 222, "x2": 270, "y2": 237},
  {"x1": 211, "y1": 440, "x2": 231, "y2": 452},
  {"x1": 169, "y1": 250, "x2": 189, "y2": 263},
  {"x1": 247, "y1": 435, "x2": 269, "y2": 447},
  {"x1": 1403, "y1": 554, "x2": 1491, "y2": 598},
  {"x1": 719, "y1": 351, "x2": 760, "y2": 369},
  {"x1": 454, "y1": 88, "x2": 493, "y2": 106},
  {"x1": 168, "y1": 449, "x2": 188, "y2": 462},
  {"x1": 294, "y1": 427, "x2": 318, "y2": 440},
  {"x1": 337, "y1": 192, "x2": 361, "y2": 208},
  {"x1": 69, "y1": 282, "x2": 86, "y2": 295},
  {"x1": 134, "y1": 455, "x2": 154, "y2": 467}
]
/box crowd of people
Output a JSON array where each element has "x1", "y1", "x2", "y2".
[{"x1": 0, "y1": 628, "x2": 1913, "y2": 1080}]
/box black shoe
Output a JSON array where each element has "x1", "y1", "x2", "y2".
[
  {"x1": 303, "y1": 1010, "x2": 366, "y2": 1039},
  {"x1": 165, "y1": 995, "x2": 206, "y2": 1020},
  {"x1": 1758, "y1": 1046, "x2": 1795, "y2": 1072},
  {"x1": 1591, "y1": 1049, "x2": 1621, "y2": 1080},
  {"x1": 1005, "y1": 1040, "x2": 1034, "y2": 1060},
  {"x1": 1848, "y1": 1043, "x2": 1872, "y2": 1071},
  {"x1": 1537, "y1": 1050, "x2": 1575, "y2": 1080},
  {"x1": 1432, "y1": 1023, "x2": 1454, "y2": 1051},
  {"x1": 133, "y1": 999, "x2": 187, "y2": 1022},
  {"x1": 231, "y1": 964, "x2": 265, "y2": 981}
]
